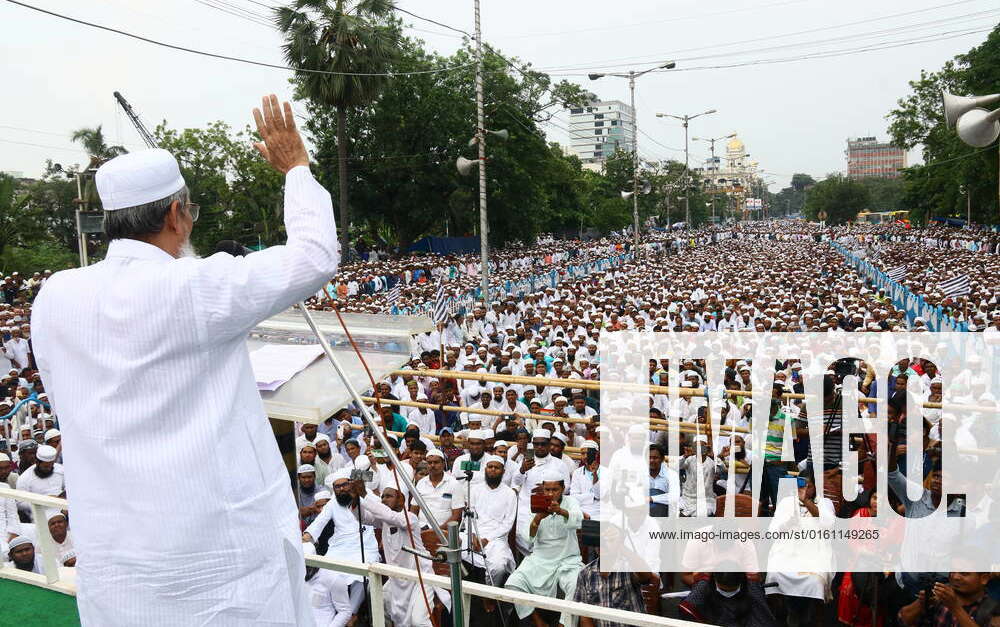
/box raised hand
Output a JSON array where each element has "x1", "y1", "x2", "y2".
[{"x1": 251, "y1": 94, "x2": 310, "y2": 174}]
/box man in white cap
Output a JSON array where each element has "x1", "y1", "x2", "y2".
[
  {"x1": 508, "y1": 428, "x2": 571, "y2": 555},
  {"x1": 31, "y1": 95, "x2": 337, "y2": 625},
  {"x1": 504, "y1": 464, "x2": 584, "y2": 627},
  {"x1": 463, "y1": 457, "x2": 517, "y2": 594},
  {"x1": 15, "y1": 444, "x2": 63, "y2": 516},
  {"x1": 450, "y1": 429, "x2": 500, "y2": 486},
  {"x1": 7, "y1": 535, "x2": 41, "y2": 573}
]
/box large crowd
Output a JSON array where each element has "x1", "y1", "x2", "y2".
[{"x1": 5, "y1": 222, "x2": 1000, "y2": 626}]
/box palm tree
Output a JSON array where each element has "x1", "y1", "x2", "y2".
[
  {"x1": 275, "y1": 0, "x2": 401, "y2": 259},
  {"x1": 70, "y1": 126, "x2": 127, "y2": 209},
  {"x1": 70, "y1": 126, "x2": 127, "y2": 169}
]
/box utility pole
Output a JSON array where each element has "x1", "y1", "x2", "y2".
[
  {"x1": 628, "y1": 71, "x2": 639, "y2": 252},
  {"x1": 474, "y1": 0, "x2": 489, "y2": 305},
  {"x1": 589, "y1": 61, "x2": 676, "y2": 250},
  {"x1": 657, "y1": 109, "x2": 717, "y2": 228}
]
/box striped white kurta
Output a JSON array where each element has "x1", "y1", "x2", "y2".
[{"x1": 31, "y1": 166, "x2": 339, "y2": 626}]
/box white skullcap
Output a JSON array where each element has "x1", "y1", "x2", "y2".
[
  {"x1": 580, "y1": 440, "x2": 598, "y2": 450},
  {"x1": 61, "y1": 550, "x2": 76, "y2": 564},
  {"x1": 552, "y1": 431, "x2": 568, "y2": 444},
  {"x1": 541, "y1": 464, "x2": 567, "y2": 483},
  {"x1": 46, "y1": 509, "x2": 66, "y2": 521},
  {"x1": 330, "y1": 467, "x2": 352, "y2": 483},
  {"x1": 493, "y1": 440, "x2": 508, "y2": 448},
  {"x1": 8, "y1": 536, "x2": 32, "y2": 551},
  {"x1": 96, "y1": 149, "x2": 186, "y2": 211},
  {"x1": 44, "y1": 428, "x2": 60, "y2": 442},
  {"x1": 425, "y1": 448, "x2": 445, "y2": 460},
  {"x1": 36, "y1": 444, "x2": 57, "y2": 462},
  {"x1": 313, "y1": 489, "x2": 331, "y2": 501},
  {"x1": 297, "y1": 464, "x2": 316, "y2": 475},
  {"x1": 532, "y1": 428, "x2": 551, "y2": 439},
  {"x1": 313, "y1": 433, "x2": 331, "y2": 444}
]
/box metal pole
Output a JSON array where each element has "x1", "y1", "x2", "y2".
[
  {"x1": 967, "y1": 188, "x2": 971, "y2": 226},
  {"x1": 709, "y1": 138, "x2": 716, "y2": 222},
  {"x1": 446, "y1": 520, "x2": 465, "y2": 627},
  {"x1": 684, "y1": 118, "x2": 691, "y2": 227},
  {"x1": 474, "y1": 0, "x2": 489, "y2": 305},
  {"x1": 75, "y1": 173, "x2": 88, "y2": 267},
  {"x1": 629, "y1": 71, "x2": 639, "y2": 253}
]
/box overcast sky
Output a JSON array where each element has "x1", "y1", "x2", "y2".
[{"x1": 1, "y1": 0, "x2": 996, "y2": 190}]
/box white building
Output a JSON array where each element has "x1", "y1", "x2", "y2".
[{"x1": 567, "y1": 100, "x2": 634, "y2": 171}]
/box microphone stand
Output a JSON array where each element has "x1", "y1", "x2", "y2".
[{"x1": 295, "y1": 302, "x2": 465, "y2": 627}]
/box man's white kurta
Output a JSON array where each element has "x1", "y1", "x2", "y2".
[{"x1": 31, "y1": 166, "x2": 339, "y2": 626}]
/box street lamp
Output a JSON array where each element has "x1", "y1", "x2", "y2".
[
  {"x1": 656, "y1": 109, "x2": 718, "y2": 227},
  {"x1": 692, "y1": 133, "x2": 736, "y2": 221},
  {"x1": 590, "y1": 61, "x2": 676, "y2": 251}
]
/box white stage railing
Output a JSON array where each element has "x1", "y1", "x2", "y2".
[{"x1": 0, "y1": 487, "x2": 697, "y2": 626}]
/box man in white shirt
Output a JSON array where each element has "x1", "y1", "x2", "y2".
[
  {"x1": 31, "y1": 96, "x2": 336, "y2": 626},
  {"x1": 508, "y1": 429, "x2": 572, "y2": 554},
  {"x1": 463, "y1": 458, "x2": 517, "y2": 586},
  {"x1": 569, "y1": 441, "x2": 601, "y2": 520},
  {"x1": 413, "y1": 450, "x2": 462, "y2": 529},
  {"x1": 15, "y1": 444, "x2": 63, "y2": 519}
]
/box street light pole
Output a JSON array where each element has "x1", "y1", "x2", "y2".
[
  {"x1": 656, "y1": 109, "x2": 717, "y2": 228},
  {"x1": 693, "y1": 133, "x2": 735, "y2": 224},
  {"x1": 589, "y1": 61, "x2": 675, "y2": 250},
  {"x1": 628, "y1": 71, "x2": 639, "y2": 252},
  {"x1": 474, "y1": 0, "x2": 489, "y2": 305}
]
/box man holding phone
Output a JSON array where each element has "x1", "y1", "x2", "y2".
[
  {"x1": 509, "y1": 429, "x2": 571, "y2": 555},
  {"x1": 505, "y1": 466, "x2": 584, "y2": 627}
]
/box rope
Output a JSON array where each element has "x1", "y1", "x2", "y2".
[{"x1": 330, "y1": 305, "x2": 438, "y2": 627}]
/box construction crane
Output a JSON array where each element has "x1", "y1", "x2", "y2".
[{"x1": 113, "y1": 91, "x2": 158, "y2": 149}]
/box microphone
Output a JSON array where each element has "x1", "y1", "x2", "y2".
[{"x1": 215, "y1": 240, "x2": 253, "y2": 257}]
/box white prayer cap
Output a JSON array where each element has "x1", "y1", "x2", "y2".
[
  {"x1": 330, "y1": 467, "x2": 352, "y2": 483},
  {"x1": 532, "y1": 428, "x2": 551, "y2": 439},
  {"x1": 480, "y1": 428, "x2": 495, "y2": 439},
  {"x1": 314, "y1": 490, "x2": 331, "y2": 502},
  {"x1": 8, "y1": 536, "x2": 32, "y2": 551},
  {"x1": 96, "y1": 149, "x2": 186, "y2": 211},
  {"x1": 313, "y1": 433, "x2": 331, "y2": 444},
  {"x1": 425, "y1": 448, "x2": 445, "y2": 460},
  {"x1": 46, "y1": 509, "x2": 66, "y2": 522},
  {"x1": 44, "y1": 428, "x2": 60, "y2": 442},
  {"x1": 493, "y1": 440, "x2": 508, "y2": 448},
  {"x1": 36, "y1": 445, "x2": 57, "y2": 462},
  {"x1": 581, "y1": 440, "x2": 598, "y2": 450},
  {"x1": 467, "y1": 429, "x2": 486, "y2": 441},
  {"x1": 297, "y1": 464, "x2": 316, "y2": 475},
  {"x1": 61, "y1": 550, "x2": 77, "y2": 564},
  {"x1": 540, "y1": 464, "x2": 566, "y2": 483},
  {"x1": 552, "y1": 431, "x2": 568, "y2": 444}
]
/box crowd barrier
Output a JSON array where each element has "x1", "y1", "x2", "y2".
[
  {"x1": 0, "y1": 487, "x2": 697, "y2": 627},
  {"x1": 392, "y1": 252, "x2": 633, "y2": 316},
  {"x1": 831, "y1": 242, "x2": 969, "y2": 332}
]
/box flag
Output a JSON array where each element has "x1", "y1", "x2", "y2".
[
  {"x1": 940, "y1": 274, "x2": 970, "y2": 298},
  {"x1": 386, "y1": 283, "x2": 400, "y2": 307},
  {"x1": 432, "y1": 282, "x2": 449, "y2": 323},
  {"x1": 886, "y1": 266, "x2": 906, "y2": 282}
]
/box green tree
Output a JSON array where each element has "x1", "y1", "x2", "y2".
[
  {"x1": 803, "y1": 174, "x2": 870, "y2": 224},
  {"x1": 0, "y1": 174, "x2": 31, "y2": 256},
  {"x1": 154, "y1": 122, "x2": 285, "y2": 254},
  {"x1": 770, "y1": 173, "x2": 815, "y2": 218},
  {"x1": 276, "y1": 0, "x2": 402, "y2": 258},
  {"x1": 70, "y1": 126, "x2": 126, "y2": 163},
  {"x1": 888, "y1": 25, "x2": 1000, "y2": 223}
]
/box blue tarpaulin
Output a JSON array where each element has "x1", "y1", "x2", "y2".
[{"x1": 406, "y1": 236, "x2": 480, "y2": 255}]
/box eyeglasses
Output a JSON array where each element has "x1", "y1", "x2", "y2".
[{"x1": 184, "y1": 202, "x2": 200, "y2": 223}]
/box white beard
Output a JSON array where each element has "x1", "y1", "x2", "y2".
[{"x1": 179, "y1": 239, "x2": 199, "y2": 259}]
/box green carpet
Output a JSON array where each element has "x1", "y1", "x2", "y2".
[{"x1": 0, "y1": 578, "x2": 80, "y2": 626}]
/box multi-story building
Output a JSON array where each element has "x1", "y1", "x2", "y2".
[
  {"x1": 567, "y1": 100, "x2": 634, "y2": 171},
  {"x1": 846, "y1": 136, "x2": 907, "y2": 179}
]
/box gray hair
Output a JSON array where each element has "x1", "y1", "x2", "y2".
[{"x1": 103, "y1": 186, "x2": 188, "y2": 240}]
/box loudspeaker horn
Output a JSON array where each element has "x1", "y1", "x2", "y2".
[
  {"x1": 956, "y1": 107, "x2": 1000, "y2": 148},
  {"x1": 621, "y1": 190, "x2": 634, "y2": 200},
  {"x1": 489, "y1": 129, "x2": 510, "y2": 141},
  {"x1": 456, "y1": 156, "x2": 479, "y2": 176},
  {"x1": 942, "y1": 91, "x2": 1000, "y2": 129},
  {"x1": 640, "y1": 179, "x2": 652, "y2": 195}
]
